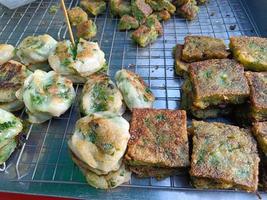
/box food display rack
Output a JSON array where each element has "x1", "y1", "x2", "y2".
[{"x1": 0, "y1": 0, "x2": 266, "y2": 199}]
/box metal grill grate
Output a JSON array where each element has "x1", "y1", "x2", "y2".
[{"x1": 0, "y1": 0, "x2": 263, "y2": 198}]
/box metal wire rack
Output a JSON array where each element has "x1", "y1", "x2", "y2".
[{"x1": 0, "y1": 0, "x2": 265, "y2": 199}]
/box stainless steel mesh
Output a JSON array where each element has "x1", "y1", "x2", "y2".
[{"x1": 0, "y1": 0, "x2": 263, "y2": 198}]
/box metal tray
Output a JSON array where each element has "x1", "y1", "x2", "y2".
[{"x1": 0, "y1": 0, "x2": 266, "y2": 199}]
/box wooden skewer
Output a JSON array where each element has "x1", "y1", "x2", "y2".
[{"x1": 60, "y1": 0, "x2": 75, "y2": 46}]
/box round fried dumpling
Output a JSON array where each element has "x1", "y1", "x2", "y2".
[
  {"x1": 16, "y1": 34, "x2": 57, "y2": 71},
  {"x1": 0, "y1": 108, "x2": 22, "y2": 149},
  {"x1": 68, "y1": 112, "x2": 130, "y2": 175},
  {"x1": 83, "y1": 164, "x2": 131, "y2": 189},
  {"x1": 0, "y1": 44, "x2": 15, "y2": 64},
  {"x1": 115, "y1": 69, "x2": 155, "y2": 110},
  {"x1": 0, "y1": 60, "x2": 32, "y2": 112},
  {"x1": 48, "y1": 39, "x2": 106, "y2": 83},
  {"x1": 80, "y1": 75, "x2": 125, "y2": 116},
  {"x1": 16, "y1": 70, "x2": 76, "y2": 123}
]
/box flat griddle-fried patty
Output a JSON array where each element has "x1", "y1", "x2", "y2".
[
  {"x1": 190, "y1": 121, "x2": 259, "y2": 192},
  {"x1": 0, "y1": 60, "x2": 29, "y2": 103},
  {"x1": 125, "y1": 108, "x2": 189, "y2": 168},
  {"x1": 230, "y1": 36, "x2": 267, "y2": 71},
  {"x1": 189, "y1": 59, "x2": 250, "y2": 109},
  {"x1": 182, "y1": 36, "x2": 229, "y2": 62},
  {"x1": 252, "y1": 122, "x2": 267, "y2": 155},
  {"x1": 245, "y1": 72, "x2": 267, "y2": 122},
  {"x1": 174, "y1": 44, "x2": 190, "y2": 76}
]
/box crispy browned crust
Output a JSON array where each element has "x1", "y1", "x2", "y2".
[
  {"x1": 0, "y1": 60, "x2": 29, "y2": 102},
  {"x1": 182, "y1": 35, "x2": 229, "y2": 62},
  {"x1": 252, "y1": 122, "x2": 267, "y2": 155},
  {"x1": 190, "y1": 121, "x2": 259, "y2": 192},
  {"x1": 125, "y1": 109, "x2": 189, "y2": 168},
  {"x1": 245, "y1": 72, "x2": 267, "y2": 121},
  {"x1": 174, "y1": 44, "x2": 190, "y2": 76},
  {"x1": 128, "y1": 165, "x2": 180, "y2": 180},
  {"x1": 189, "y1": 59, "x2": 250, "y2": 109}
]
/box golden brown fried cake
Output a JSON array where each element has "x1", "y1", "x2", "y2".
[
  {"x1": 0, "y1": 60, "x2": 31, "y2": 111},
  {"x1": 131, "y1": 0, "x2": 153, "y2": 22},
  {"x1": 131, "y1": 25, "x2": 158, "y2": 47},
  {"x1": 190, "y1": 121, "x2": 259, "y2": 192},
  {"x1": 181, "y1": 79, "x2": 233, "y2": 119},
  {"x1": 176, "y1": 0, "x2": 199, "y2": 21},
  {"x1": 80, "y1": 0, "x2": 106, "y2": 16},
  {"x1": 153, "y1": 10, "x2": 171, "y2": 21},
  {"x1": 189, "y1": 59, "x2": 249, "y2": 109},
  {"x1": 230, "y1": 36, "x2": 267, "y2": 71},
  {"x1": 245, "y1": 72, "x2": 267, "y2": 122},
  {"x1": 125, "y1": 109, "x2": 189, "y2": 168},
  {"x1": 252, "y1": 122, "x2": 267, "y2": 155},
  {"x1": 128, "y1": 165, "x2": 179, "y2": 180},
  {"x1": 182, "y1": 36, "x2": 229, "y2": 62},
  {"x1": 174, "y1": 44, "x2": 190, "y2": 76},
  {"x1": 67, "y1": 7, "x2": 88, "y2": 26}
]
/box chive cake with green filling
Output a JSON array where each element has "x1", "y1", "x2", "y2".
[
  {"x1": 182, "y1": 36, "x2": 229, "y2": 62},
  {"x1": 131, "y1": 25, "x2": 158, "y2": 47},
  {"x1": 80, "y1": 0, "x2": 106, "y2": 16},
  {"x1": 131, "y1": 0, "x2": 153, "y2": 22},
  {"x1": 118, "y1": 15, "x2": 139, "y2": 31},
  {"x1": 110, "y1": 0, "x2": 132, "y2": 17},
  {"x1": 125, "y1": 109, "x2": 189, "y2": 179},
  {"x1": 252, "y1": 122, "x2": 267, "y2": 156},
  {"x1": 173, "y1": 44, "x2": 190, "y2": 76},
  {"x1": 189, "y1": 59, "x2": 250, "y2": 109},
  {"x1": 190, "y1": 121, "x2": 259, "y2": 192},
  {"x1": 230, "y1": 36, "x2": 267, "y2": 71},
  {"x1": 145, "y1": 0, "x2": 176, "y2": 14},
  {"x1": 176, "y1": 0, "x2": 199, "y2": 21},
  {"x1": 245, "y1": 72, "x2": 267, "y2": 121}
]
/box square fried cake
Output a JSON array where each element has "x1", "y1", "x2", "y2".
[
  {"x1": 253, "y1": 122, "x2": 267, "y2": 155},
  {"x1": 182, "y1": 36, "x2": 229, "y2": 62},
  {"x1": 181, "y1": 79, "x2": 233, "y2": 119},
  {"x1": 125, "y1": 108, "x2": 189, "y2": 168},
  {"x1": 174, "y1": 44, "x2": 190, "y2": 76},
  {"x1": 188, "y1": 59, "x2": 250, "y2": 109},
  {"x1": 190, "y1": 121, "x2": 259, "y2": 192},
  {"x1": 230, "y1": 36, "x2": 267, "y2": 71},
  {"x1": 245, "y1": 72, "x2": 267, "y2": 121}
]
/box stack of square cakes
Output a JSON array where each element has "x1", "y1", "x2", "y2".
[
  {"x1": 125, "y1": 108, "x2": 189, "y2": 179},
  {"x1": 181, "y1": 59, "x2": 250, "y2": 118}
]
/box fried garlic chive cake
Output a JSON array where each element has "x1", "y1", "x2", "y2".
[
  {"x1": 70, "y1": 151, "x2": 131, "y2": 189},
  {"x1": 0, "y1": 44, "x2": 15, "y2": 65},
  {"x1": 153, "y1": 10, "x2": 171, "y2": 21},
  {"x1": 115, "y1": 69, "x2": 155, "y2": 111},
  {"x1": 131, "y1": 25, "x2": 158, "y2": 47},
  {"x1": 176, "y1": 0, "x2": 199, "y2": 21},
  {"x1": 80, "y1": 0, "x2": 106, "y2": 16},
  {"x1": 190, "y1": 121, "x2": 259, "y2": 192},
  {"x1": 77, "y1": 19, "x2": 97, "y2": 40},
  {"x1": 68, "y1": 112, "x2": 130, "y2": 175},
  {"x1": 48, "y1": 39, "x2": 106, "y2": 83},
  {"x1": 80, "y1": 75, "x2": 125, "y2": 116},
  {"x1": 16, "y1": 34, "x2": 57, "y2": 71},
  {"x1": 67, "y1": 7, "x2": 88, "y2": 26},
  {"x1": 230, "y1": 36, "x2": 267, "y2": 71},
  {"x1": 131, "y1": 0, "x2": 153, "y2": 22},
  {"x1": 253, "y1": 122, "x2": 267, "y2": 156},
  {"x1": 125, "y1": 109, "x2": 189, "y2": 179},
  {"x1": 118, "y1": 15, "x2": 139, "y2": 31},
  {"x1": 0, "y1": 60, "x2": 32, "y2": 112},
  {"x1": 16, "y1": 70, "x2": 75, "y2": 124},
  {"x1": 173, "y1": 44, "x2": 190, "y2": 76},
  {"x1": 145, "y1": 0, "x2": 176, "y2": 14},
  {"x1": 245, "y1": 72, "x2": 267, "y2": 121},
  {"x1": 0, "y1": 109, "x2": 23, "y2": 164},
  {"x1": 110, "y1": 0, "x2": 132, "y2": 17},
  {"x1": 189, "y1": 59, "x2": 250, "y2": 109},
  {"x1": 182, "y1": 35, "x2": 229, "y2": 62},
  {"x1": 181, "y1": 79, "x2": 233, "y2": 119}
]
